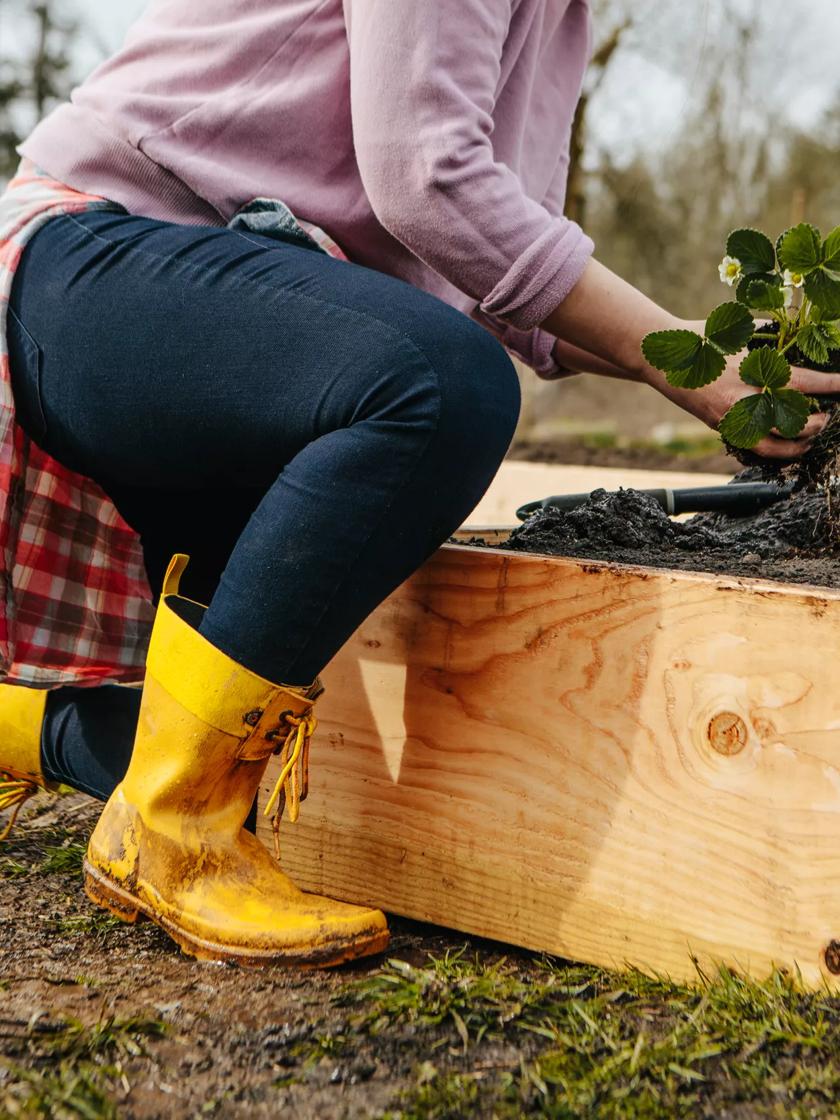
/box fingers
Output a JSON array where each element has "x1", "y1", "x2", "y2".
[
  {"x1": 788, "y1": 367, "x2": 840, "y2": 395},
  {"x1": 751, "y1": 412, "x2": 827, "y2": 460},
  {"x1": 752, "y1": 434, "x2": 812, "y2": 460},
  {"x1": 793, "y1": 414, "x2": 827, "y2": 441}
]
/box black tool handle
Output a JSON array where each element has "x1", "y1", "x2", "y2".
[
  {"x1": 515, "y1": 482, "x2": 792, "y2": 522},
  {"x1": 670, "y1": 483, "x2": 792, "y2": 516}
]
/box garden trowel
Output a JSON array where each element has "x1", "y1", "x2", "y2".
[{"x1": 515, "y1": 481, "x2": 795, "y2": 522}]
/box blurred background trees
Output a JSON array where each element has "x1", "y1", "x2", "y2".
[
  {"x1": 575, "y1": 0, "x2": 840, "y2": 320},
  {"x1": 0, "y1": 1, "x2": 79, "y2": 179},
  {"x1": 530, "y1": 0, "x2": 840, "y2": 443},
  {"x1": 0, "y1": 0, "x2": 838, "y2": 447}
]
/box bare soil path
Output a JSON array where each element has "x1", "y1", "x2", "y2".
[{"x1": 4, "y1": 793, "x2": 840, "y2": 1118}]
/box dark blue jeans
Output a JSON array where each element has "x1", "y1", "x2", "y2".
[{"x1": 8, "y1": 209, "x2": 520, "y2": 800}]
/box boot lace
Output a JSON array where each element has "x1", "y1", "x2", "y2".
[
  {"x1": 263, "y1": 710, "x2": 317, "y2": 860},
  {"x1": 0, "y1": 772, "x2": 40, "y2": 841}
]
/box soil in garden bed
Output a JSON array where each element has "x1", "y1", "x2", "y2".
[{"x1": 493, "y1": 472, "x2": 840, "y2": 588}]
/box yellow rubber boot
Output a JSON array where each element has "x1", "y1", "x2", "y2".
[
  {"x1": 0, "y1": 684, "x2": 51, "y2": 840},
  {"x1": 83, "y1": 553, "x2": 389, "y2": 967}
]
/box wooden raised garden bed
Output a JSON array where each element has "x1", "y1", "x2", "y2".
[{"x1": 258, "y1": 530, "x2": 840, "y2": 987}]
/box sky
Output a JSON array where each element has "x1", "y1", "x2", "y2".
[{"x1": 37, "y1": 0, "x2": 840, "y2": 158}]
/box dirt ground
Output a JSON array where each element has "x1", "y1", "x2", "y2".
[
  {"x1": 0, "y1": 794, "x2": 476, "y2": 1119},
  {"x1": 508, "y1": 437, "x2": 735, "y2": 476},
  {"x1": 5, "y1": 794, "x2": 840, "y2": 1120}
]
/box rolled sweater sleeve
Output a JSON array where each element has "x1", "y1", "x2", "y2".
[{"x1": 343, "y1": 0, "x2": 594, "y2": 332}]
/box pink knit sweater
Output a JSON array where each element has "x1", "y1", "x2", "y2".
[{"x1": 19, "y1": 0, "x2": 595, "y2": 375}]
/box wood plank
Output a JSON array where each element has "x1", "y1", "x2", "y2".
[{"x1": 259, "y1": 544, "x2": 840, "y2": 986}]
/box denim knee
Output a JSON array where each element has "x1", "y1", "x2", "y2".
[
  {"x1": 416, "y1": 312, "x2": 521, "y2": 472},
  {"x1": 360, "y1": 318, "x2": 518, "y2": 493}
]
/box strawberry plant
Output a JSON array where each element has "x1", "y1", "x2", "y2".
[{"x1": 642, "y1": 224, "x2": 840, "y2": 449}]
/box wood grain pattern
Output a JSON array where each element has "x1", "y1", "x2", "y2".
[{"x1": 259, "y1": 543, "x2": 840, "y2": 986}]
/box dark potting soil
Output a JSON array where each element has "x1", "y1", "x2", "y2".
[{"x1": 492, "y1": 474, "x2": 840, "y2": 588}]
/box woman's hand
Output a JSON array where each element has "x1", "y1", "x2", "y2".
[
  {"x1": 641, "y1": 321, "x2": 840, "y2": 460},
  {"x1": 541, "y1": 262, "x2": 840, "y2": 460}
]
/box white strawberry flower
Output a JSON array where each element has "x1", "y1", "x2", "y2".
[
  {"x1": 719, "y1": 255, "x2": 743, "y2": 286},
  {"x1": 784, "y1": 285, "x2": 795, "y2": 309},
  {"x1": 783, "y1": 268, "x2": 805, "y2": 289}
]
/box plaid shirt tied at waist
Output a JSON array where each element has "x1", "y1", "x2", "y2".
[{"x1": 0, "y1": 158, "x2": 346, "y2": 688}]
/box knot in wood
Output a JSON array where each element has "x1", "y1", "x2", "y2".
[
  {"x1": 707, "y1": 711, "x2": 748, "y2": 756},
  {"x1": 825, "y1": 940, "x2": 840, "y2": 975}
]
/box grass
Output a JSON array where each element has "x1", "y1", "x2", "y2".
[
  {"x1": 577, "y1": 432, "x2": 726, "y2": 459},
  {"x1": 51, "y1": 910, "x2": 124, "y2": 936},
  {"x1": 0, "y1": 1060, "x2": 119, "y2": 1120},
  {"x1": 0, "y1": 1013, "x2": 167, "y2": 1119},
  {"x1": 26, "y1": 1013, "x2": 166, "y2": 1062},
  {"x1": 0, "y1": 827, "x2": 87, "y2": 889},
  {"x1": 393, "y1": 1070, "x2": 484, "y2": 1119},
  {"x1": 6, "y1": 807, "x2": 840, "y2": 1116},
  {"x1": 654, "y1": 434, "x2": 725, "y2": 458},
  {"x1": 342, "y1": 948, "x2": 563, "y2": 1046},
  {"x1": 0, "y1": 856, "x2": 28, "y2": 878},
  {"x1": 524, "y1": 429, "x2": 727, "y2": 460},
  {"x1": 1, "y1": 1011, "x2": 167, "y2": 1066},
  {"x1": 289, "y1": 1028, "x2": 353, "y2": 1067},
  {"x1": 3, "y1": 829, "x2": 122, "y2": 936},
  {"x1": 333, "y1": 949, "x2": 840, "y2": 1119},
  {"x1": 1, "y1": 823, "x2": 88, "y2": 878},
  {"x1": 37, "y1": 839, "x2": 87, "y2": 876}
]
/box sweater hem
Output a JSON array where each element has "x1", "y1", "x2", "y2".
[{"x1": 18, "y1": 103, "x2": 224, "y2": 227}]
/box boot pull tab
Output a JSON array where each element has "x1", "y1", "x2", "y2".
[{"x1": 162, "y1": 553, "x2": 191, "y2": 598}]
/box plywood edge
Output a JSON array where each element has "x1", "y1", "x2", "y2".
[{"x1": 445, "y1": 538, "x2": 840, "y2": 605}]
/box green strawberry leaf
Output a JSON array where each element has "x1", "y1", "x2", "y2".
[
  {"x1": 805, "y1": 269, "x2": 840, "y2": 318},
  {"x1": 642, "y1": 330, "x2": 703, "y2": 374},
  {"x1": 738, "y1": 347, "x2": 791, "y2": 390},
  {"x1": 822, "y1": 226, "x2": 840, "y2": 272},
  {"x1": 735, "y1": 271, "x2": 777, "y2": 306},
  {"x1": 777, "y1": 223, "x2": 822, "y2": 274},
  {"x1": 718, "y1": 394, "x2": 774, "y2": 449},
  {"x1": 744, "y1": 279, "x2": 784, "y2": 312},
  {"x1": 642, "y1": 329, "x2": 726, "y2": 387},
  {"x1": 771, "y1": 389, "x2": 813, "y2": 439},
  {"x1": 704, "y1": 302, "x2": 754, "y2": 354},
  {"x1": 664, "y1": 343, "x2": 726, "y2": 388},
  {"x1": 726, "y1": 228, "x2": 776, "y2": 275},
  {"x1": 797, "y1": 324, "x2": 831, "y2": 366}
]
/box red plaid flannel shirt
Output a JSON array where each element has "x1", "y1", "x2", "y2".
[
  {"x1": 0, "y1": 160, "x2": 155, "y2": 687},
  {"x1": 0, "y1": 159, "x2": 349, "y2": 689}
]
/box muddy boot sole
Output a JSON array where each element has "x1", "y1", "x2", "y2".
[{"x1": 83, "y1": 858, "x2": 390, "y2": 968}]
